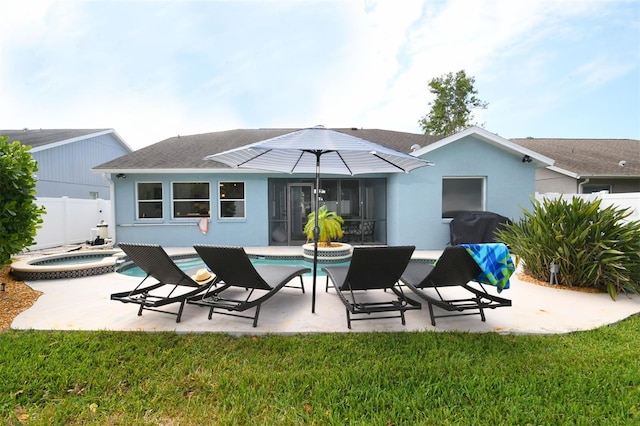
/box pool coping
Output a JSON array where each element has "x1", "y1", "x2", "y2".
[
  {"x1": 11, "y1": 245, "x2": 437, "y2": 281},
  {"x1": 10, "y1": 250, "x2": 125, "y2": 281}
]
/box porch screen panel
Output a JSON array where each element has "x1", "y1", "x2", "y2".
[
  {"x1": 339, "y1": 180, "x2": 360, "y2": 218},
  {"x1": 319, "y1": 179, "x2": 338, "y2": 212}
]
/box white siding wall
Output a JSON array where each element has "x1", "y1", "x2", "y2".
[
  {"x1": 535, "y1": 168, "x2": 577, "y2": 193},
  {"x1": 32, "y1": 133, "x2": 129, "y2": 199}
]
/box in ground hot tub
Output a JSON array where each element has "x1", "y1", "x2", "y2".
[{"x1": 10, "y1": 250, "x2": 125, "y2": 280}]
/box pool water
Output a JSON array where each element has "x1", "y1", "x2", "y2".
[{"x1": 117, "y1": 256, "x2": 350, "y2": 278}]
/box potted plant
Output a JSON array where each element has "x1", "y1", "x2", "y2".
[{"x1": 303, "y1": 205, "x2": 344, "y2": 247}]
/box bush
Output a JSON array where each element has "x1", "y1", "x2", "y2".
[
  {"x1": 497, "y1": 196, "x2": 640, "y2": 299},
  {"x1": 0, "y1": 136, "x2": 46, "y2": 267}
]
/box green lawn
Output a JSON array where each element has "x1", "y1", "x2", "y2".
[{"x1": 1, "y1": 315, "x2": 639, "y2": 425}]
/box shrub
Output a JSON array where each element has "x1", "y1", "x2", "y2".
[
  {"x1": 0, "y1": 136, "x2": 46, "y2": 267},
  {"x1": 496, "y1": 196, "x2": 640, "y2": 299}
]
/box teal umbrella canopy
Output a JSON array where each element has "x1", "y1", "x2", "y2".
[{"x1": 206, "y1": 126, "x2": 434, "y2": 313}]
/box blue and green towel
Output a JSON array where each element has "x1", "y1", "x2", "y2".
[{"x1": 460, "y1": 243, "x2": 515, "y2": 292}]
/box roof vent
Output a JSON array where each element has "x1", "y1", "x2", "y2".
[
  {"x1": 410, "y1": 144, "x2": 421, "y2": 152},
  {"x1": 619, "y1": 160, "x2": 627, "y2": 167}
]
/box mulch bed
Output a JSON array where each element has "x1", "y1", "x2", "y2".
[
  {"x1": 516, "y1": 271, "x2": 602, "y2": 293},
  {"x1": 0, "y1": 264, "x2": 42, "y2": 332}
]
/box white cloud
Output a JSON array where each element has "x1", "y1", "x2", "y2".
[
  {"x1": 0, "y1": 0, "x2": 58, "y2": 43},
  {"x1": 572, "y1": 57, "x2": 635, "y2": 88},
  {"x1": 1, "y1": 0, "x2": 638, "y2": 147}
]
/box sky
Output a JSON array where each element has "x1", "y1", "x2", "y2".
[{"x1": 1, "y1": 0, "x2": 639, "y2": 150}]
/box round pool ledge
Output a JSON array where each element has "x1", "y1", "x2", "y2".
[
  {"x1": 10, "y1": 250, "x2": 125, "y2": 281},
  {"x1": 302, "y1": 242, "x2": 352, "y2": 263}
]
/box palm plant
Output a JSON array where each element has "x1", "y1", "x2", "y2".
[
  {"x1": 496, "y1": 196, "x2": 640, "y2": 299},
  {"x1": 304, "y1": 205, "x2": 344, "y2": 246}
]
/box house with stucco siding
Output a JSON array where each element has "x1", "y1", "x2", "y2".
[{"x1": 93, "y1": 126, "x2": 553, "y2": 249}]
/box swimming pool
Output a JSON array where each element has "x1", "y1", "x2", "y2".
[{"x1": 116, "y1": 256, "x2": 350, "y2": 278}]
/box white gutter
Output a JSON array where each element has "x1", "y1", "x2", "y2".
[
  {"x1": 578, "y1": 178, "x2": 590, "y2": 194},
  {"x1": 101, "y1": 172, "x2": 118, "y2": 243}
]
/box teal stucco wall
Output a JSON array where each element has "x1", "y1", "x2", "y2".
[
  {"x1": 111, "y1": 135, "x2": 539, "y2": 249},
  {"x1": 387, "y1": 135, "x2": 537, "y2": 249}
]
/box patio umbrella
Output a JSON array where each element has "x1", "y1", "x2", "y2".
[{"x1": 205, "y1": 126, "x2": 433, "y2": 313}]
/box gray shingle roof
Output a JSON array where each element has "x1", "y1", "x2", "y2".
[
  {"x1": 1, "y1": 129, "x2": 111, "y2": 148},
  {"x1": 8, "y1": 127, "x2": 636, "y2": 178},
  {"x1": 93, "y1": 128, "x2": 442, "y2": 171},
  {"x1": 511, "y1": 138, "x2": 640, "y2": 177}
]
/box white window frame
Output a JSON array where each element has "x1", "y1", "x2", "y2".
[
  {"x1": 136, "y1": 181, "x2": 164, "y2": 220},
  {"x1": 218, "y1": 181, "x2": 246, "y2": 219},
  {"x1": 442, "y1": 176, "x2": 486, "y2": 219},
  {"x1": 171, "y1": 181, "x2": 211, "y2": 219}
]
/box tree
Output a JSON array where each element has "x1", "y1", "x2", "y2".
[
  {"x1": 418, "y1": 70, "x2": 488, "y2": 136},
  {"x1": 0, "y1": 136, "x2": 46, "y2": 267}
]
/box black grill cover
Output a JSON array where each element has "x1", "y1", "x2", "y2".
[{"x1": 449, "y1": 211, "x2": 512, "y2": 245}]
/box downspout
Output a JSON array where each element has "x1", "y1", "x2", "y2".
[
  {"x1": 578, "y1": 178, "x2": 589, "y2": 194},
  {"x1": 101, "y1": 172, "x2": 117, "y2": 244}
]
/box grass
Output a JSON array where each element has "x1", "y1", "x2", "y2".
[{"x1": 1, "y1": 316, "x2": 639, "y2": 425}]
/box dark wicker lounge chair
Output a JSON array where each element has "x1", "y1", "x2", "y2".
[
  {"x1": 110, "y1": 243, "x2": 216, "y2": 322},
  {"x1": 323, "y1": 246, "x2": 421, "y2": 329},
  {"x1": 400, "y1": 244, "x2": 513, "y2": 326},
  {"x1": 187, "y1": 245, "x2": 310, "y2": 327}
]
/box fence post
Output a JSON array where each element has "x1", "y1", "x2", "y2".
[{"x1": 61, "y1": 196, "x2": 68, "y2": 245}]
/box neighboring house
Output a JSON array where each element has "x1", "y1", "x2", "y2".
[
  {"x1": 93, "y1": 126, "x2": 553, "y2": 249},
  {"x1": 510, "y1": 138, "x2": 640, "y2": 194},
  {"x1": 1, "y1": 128, "x2": 132, "y2": 199}
]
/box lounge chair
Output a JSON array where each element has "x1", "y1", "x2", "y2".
[
  {"x1": 400, "y1": 244, "x2": 513, "y2": 326},
  {"x1": 323, "y1": 246, "x2": 421, "y2": 329},
  {"x1": 187, "y1": 245, "x2": 310, "y2": 327},
  {"x1": 110, "y1": 243, "x2": 216, "y2": 322}
]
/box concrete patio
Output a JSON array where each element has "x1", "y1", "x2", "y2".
[{"x1": 11, "y1": 247, "x2": 640, "y2": 335}]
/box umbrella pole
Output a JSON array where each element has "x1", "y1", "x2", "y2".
[{"x1": 312, "y1": 153, "x2": 321, "y2": 313}]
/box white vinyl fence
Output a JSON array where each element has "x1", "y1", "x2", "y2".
[
  {"x1": 536, "y1": 192, "x2": 640, "y2": 223},
  {"x1": 31, "y1": 197, "x2": 112, "y2": 250}
]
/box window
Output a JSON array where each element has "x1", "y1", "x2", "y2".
[
  {"x1": 172, "y1": 182, "x2": 210, "y2": 218},
  {"x1": 219, "y1": 182, "x2": 245, "y2": 218},
  {"x1": 137, "y1": 182, "x2": 163, "y2": 219},
  {"x1": 582, "y1": 184, "x2": 611, "y2": 194},
  {"x1": 442, "y1": 177, "x2": 485, "y2": 218}
]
